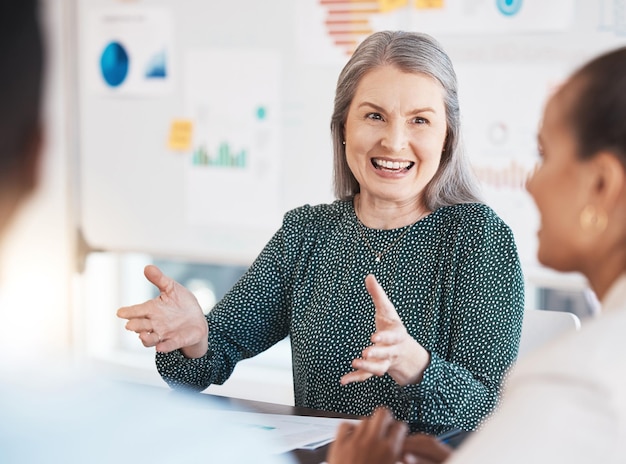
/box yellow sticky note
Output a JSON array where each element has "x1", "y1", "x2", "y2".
[
  {"x1": 378, "y1": 0, "x2": 408, "y2": 13},
  {"x1": 167, "y1": 119, "x2": 193, "y2": 151},
  {"x1": 415, "y1": 0, "x2": 444, "y2": 9}
]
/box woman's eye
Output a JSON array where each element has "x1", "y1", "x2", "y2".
[
  {"x1": 413, "y1": 117, "x2": 428, "y2": 124},
  {"x1": 366, "y1": 113, "x2": 383, "y2": 121},
  {"x1": 537, "y1": 147, "x2": 545, "y2": 161}
]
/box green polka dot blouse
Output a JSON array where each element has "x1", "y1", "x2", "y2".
[{"x1": 156, "y1": 200, "x2": 524, "y2": 434}]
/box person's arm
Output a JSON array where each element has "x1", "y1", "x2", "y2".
[
  {"x1": 153, "y1": 225, "x2": 294, "y2": 391},
  {"x1": 399, "y1": 207, "x2": 524, "y2": 433},
  {"x1": 446, "y1": 319, "x2": 621, "y2": 464}
]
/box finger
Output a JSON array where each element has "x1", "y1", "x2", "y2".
[
  {"x1": 340, "y1": 369, "x2": 374, "y2": 385},
  {"x1": 139, "y1": 330, "x2": 173, "y2": 351},
  {"x1": 138, "y1": 330, "x2": 159, "y2": 347},
  {"x1": 402, "y1": 455, "x2": 441, "y2": 464},
  {"x1": 144, "y1": 264, "x2": 176, "y2": 294},
  {"x1": 367, "y1": 407, "x2": 395, "y2": 439},
  {"x1": 365, "y1": 274, "x2": 401, "y2": 321},
  {"x1": 402, "y1": 434, "x2": 453, "y2": 462},
  {"x1": 365, "y1": 408, "x2": 407, "y2": 457},
  {"x1": 117, "y1": 302, "x2": 153, "y2": 320},
  {"x1": 352, "y1": 358, "x2": 390, "y2": 377},
  {"x1": 334, "y1": 422, "x2": 357, "y2": 442},
  {"x1": 124, "y1": 318, "x2": 152, "y2": 334},
  {"x1": 156, "y1": 337, "x2": 182, "y2": 354},
  {"x1": 403, "y1": 455, "x2": 446, "y2": 464},
  {"x1": 387, "y1": 420, "x2": 409, "y2": 450},
  {"x1": 371, "y1": 330, "x2": 402, "y2": 345},
  {"x1": 363, "y1": 343, "x2": 397, "y2": 360}
]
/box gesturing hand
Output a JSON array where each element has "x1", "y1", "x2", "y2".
[
  {"x1": 340, "y1": 274, "x2": 430, "y2": 387},
  {"x1": 327, "y1": 407, "x2": 408, "y2": 464},
  {"x1": 116, "y1": 264, "x2": 208, "y2": 358}
]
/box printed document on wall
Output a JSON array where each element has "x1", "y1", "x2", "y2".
[
  {"x1": 184, "y1": 50, "x2": 283, "y2": 231},
  {"x1": 83, "y1": 6, "x2": 174, "y2": 96}
]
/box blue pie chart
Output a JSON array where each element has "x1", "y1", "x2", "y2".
[
  {"x1": 100, "y1": 41, "x2": 129, "y2": 87},
  {"x1": 496, "y1": 0, "x2": 523, "y2": 16}
]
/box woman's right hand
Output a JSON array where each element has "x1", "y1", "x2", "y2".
[{"x1": 116, "y1": 264, "x2": 209, "y2": 358}]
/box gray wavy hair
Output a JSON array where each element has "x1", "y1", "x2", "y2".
[{"x1": 330, "y1": 30, "x2": 482, "y2": 210}]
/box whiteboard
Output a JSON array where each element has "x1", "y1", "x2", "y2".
[{"x1": 76, "y1": 0, "x2": 626, "y2": 266}]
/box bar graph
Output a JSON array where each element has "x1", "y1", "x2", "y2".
[
  {"x1": 192, "y1": 142, "x2": 247, "y2": 168},
  {"x1": 191, "y1": 142, "x2": 248, "y2": 169}
]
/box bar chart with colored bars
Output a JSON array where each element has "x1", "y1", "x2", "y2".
[
  {"x1": 192, "y1": 142, "x2": 247, "y2": 168},
  {"x1": 321, "y1": 0, "x2": 442, "y2": 56}
]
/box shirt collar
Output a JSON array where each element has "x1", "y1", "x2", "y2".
[{"x1": 600, "y1": 273, "x2": 626, "y2": 313}]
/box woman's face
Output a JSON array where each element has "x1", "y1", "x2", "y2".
[
  {"x1": 343, "y1": 65, "x2": 447, "y2": 206},
  {"x1": 526, "y1": 90, "x2": 591, "y2": 272}
]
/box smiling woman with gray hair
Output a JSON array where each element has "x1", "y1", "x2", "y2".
[
  {"x1": 118, "y1": 30, "x2": 524, "y2": 435},
  {"x1": 329, "y1": 44, "x2": 626, "y2": 464}
]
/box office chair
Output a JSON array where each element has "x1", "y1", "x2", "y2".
[{"x1": 517, "y1": 308, "x2": 581, "y2": 358}]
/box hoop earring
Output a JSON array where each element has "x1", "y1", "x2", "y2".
[{"x1": 580, "y1": 205, "x2": 608, "y2": 233}]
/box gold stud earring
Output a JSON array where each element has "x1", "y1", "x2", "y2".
[{"x1": 580, "y1": 205, "x2": 608, "y2": 233}]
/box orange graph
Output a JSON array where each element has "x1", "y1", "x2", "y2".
[
  {"x1": 319, "y1": 0, "x2": 446, "y2": 55},
  {"x1": 321, "y1": 0, "x2": 401, "y2": 55}
]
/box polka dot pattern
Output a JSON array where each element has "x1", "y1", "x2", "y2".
[{"x1": 156, "y1": 200, "x2": 524, "y2": 434}]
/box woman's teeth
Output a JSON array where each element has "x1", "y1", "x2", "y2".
[{"x1": 372, "y1": 158, "x2": 414, "y2": 171}]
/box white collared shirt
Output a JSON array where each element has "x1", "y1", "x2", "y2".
[{"x1": 447, "y1": 275, "x2": 626, "y2": 464}]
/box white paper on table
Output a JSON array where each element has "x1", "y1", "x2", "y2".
[{"x1": 219, "y1": 410, "x2": 361, "y2": 454}]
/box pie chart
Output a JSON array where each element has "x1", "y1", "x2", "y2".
[
  {"x1": 100, "y1": 41, "x2": 129, "y2": 87},
  {"x1": 496, "y1": 0, "x2": 523, "y2": 16}
]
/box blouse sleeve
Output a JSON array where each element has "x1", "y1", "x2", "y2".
[
  {"x1": 400, "y1": 208, "x2": 525, "y2": 433},
  {"x1": 155, "y1": 224, "x2": 293, "y2": 392}
]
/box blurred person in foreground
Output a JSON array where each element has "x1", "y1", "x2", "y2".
[{"x1": 0, "y1": 2, "x2": 291, "y2": 463}]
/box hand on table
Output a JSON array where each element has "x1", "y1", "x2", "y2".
[
  {"x1": 341, "y1": 274, "x2": 430, "y2": 386},
  {"x1": 116, "y1": 264, "x2": 208, "y2": 358},
  {"x1": 327, "y1": 407, "x2": 408, "y2": 464},
  {"x1": 402, "y1": 433, "x2": 453, "y2": 464},
  {"x1": 327, "y1": 407, "x2": 452, "y2": 464}
]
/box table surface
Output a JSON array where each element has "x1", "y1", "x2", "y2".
[{"x1": 200, "y1": 393, "x2": 361, "y2": 464}]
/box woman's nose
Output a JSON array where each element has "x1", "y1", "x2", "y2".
[
  {"x1": 525, "y1": 161, "x2": 540, "y2": 193},
  {"x1": 380, "y1": 121, "x2": 408, "y2": 153}
]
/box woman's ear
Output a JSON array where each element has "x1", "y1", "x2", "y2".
[{"x1": 590, "y1": 151, "x2": 626, "y2": 209}]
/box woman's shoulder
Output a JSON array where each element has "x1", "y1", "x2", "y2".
[
  {"x1": 431, "y1": 203, "x2": 516, "y2": 248},
  {"x1": 282, "y1": 200, "x2": 351, "y2": 225},
  {"x1": 433, "y1": 202, "x2": 509, "y2": 229}
]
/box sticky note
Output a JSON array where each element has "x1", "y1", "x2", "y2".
[
  {"x1": 167, "y1": 119, "x2": 193, "y2": 151},
  {"x1": 378, "y1": 0, "x2": 408, "y2": 13},
  {"x1": 415, "y1": 0, "x2": 444, "y2": 9}
]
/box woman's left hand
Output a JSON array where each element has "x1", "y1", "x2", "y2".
[{"x1": 341, "y1": 274, "x2": 431, "y2": 387}]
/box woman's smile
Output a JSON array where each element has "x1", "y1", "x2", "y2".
[{"x1": 371, "y1": 158, "x2": 415, "y2": 172}]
